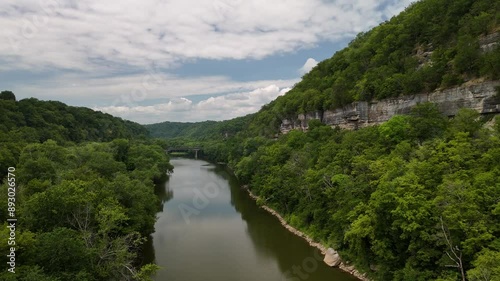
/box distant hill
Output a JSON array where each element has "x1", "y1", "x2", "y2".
[
  {"x1": 0, "y1": 91, "x2": 148, "y2": 143},
  {"x1": 146, "y1": 114, "x2": 253, "y2": 140}
]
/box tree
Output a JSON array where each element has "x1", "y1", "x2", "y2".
[
  {"x1": 0, "y1": 91, "x2": 16, "y2": 101},
  {"x1": 467, "y1": 249, "x2": 500, "y2": 281},
  {"x1": 454, "y1": 35, "x2": 481, "y2": 76},
  {"x1": 379, "y1": 115, "x2": 412, "y2": 145},
  {"x1": 31, "y1": 228, "x2": 91, "y2": 276},
  {"x1": 409, "y1": 102, "x2": 448, "y2": 143},
  {"x1": 439, "y1": 217, "x2": 466, "y2": 281},
  {"x1": 447, "y1": 108, "x2": 481, "y2": 138}
]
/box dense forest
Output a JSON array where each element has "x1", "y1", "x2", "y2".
[
  {"x1": 0, "y1": 92, "x2": 173, "y2": 280},
  {"x1": 232, "y1": 107, "x2": 500, "y2": 281},
  {"x1": 147, "y1": 0, "x2": 500, "y2": 280},
  {"x1": 0, "y1": 91, "x2": 150, "y2": 180}
]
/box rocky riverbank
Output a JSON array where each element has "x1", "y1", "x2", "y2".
[{"x1": 243, "y1": 186, "x2": 370, "y2": 281}]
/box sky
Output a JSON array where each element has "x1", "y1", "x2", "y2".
[{"x1": 0, "y1": 0, "x2": 414, "y2": 124}]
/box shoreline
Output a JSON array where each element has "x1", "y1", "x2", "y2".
[{"x1": 243, "y1": 185, "x2": 370, "y2": 281}]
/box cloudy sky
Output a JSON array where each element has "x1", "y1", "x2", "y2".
[{"x1": 0, "y1": 0, "x2": 413, "y2": 124}]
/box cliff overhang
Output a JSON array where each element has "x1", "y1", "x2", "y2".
[{"x1": 280, "y1": 80, "x2": 500, "y2": 133}]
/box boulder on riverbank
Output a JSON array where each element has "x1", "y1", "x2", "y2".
[{"x1": 323, "y1": 248, "x2": 341, "y2": 267}]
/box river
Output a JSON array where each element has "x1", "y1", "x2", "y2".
[{"x1": 144, "y1": 158, "x2": 358, "y2": 281}]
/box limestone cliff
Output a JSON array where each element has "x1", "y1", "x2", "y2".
[
  {"x1": 280, "y1": 80, "x2": 500, "y2": 133},
  {"x1": 480, "y1": 31, "x2": 500, "y2": 53}
]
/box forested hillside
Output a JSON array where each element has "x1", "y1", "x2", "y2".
[
  {"x1": 233, "y1": 107, "x2": 500, "y2": 281},
  {"x1": 146, "y1": 114, "x2": 252, "y2": 140},
  {"x1": 0, "y1": 91, "x2": 149, "y2": 179},
  {"x1": 248, "y1": 0, "x2": 499, "y2": 135},
  {"x1": 147, "y1": 0, "x2": 500, "y2": 280},
  {"x1": 0, "y1": 91, "x2": 148, "y2": 143},
  {"x1": 0, "y1": 91, "x2": 172, "y2": 280},
  {"x1": 146, "y1": 115, "x2": 254, "y2": 162}
]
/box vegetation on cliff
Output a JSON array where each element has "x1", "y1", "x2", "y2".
[{"x1": 249, "y1": 0, "x2": 500, "y2": 136}]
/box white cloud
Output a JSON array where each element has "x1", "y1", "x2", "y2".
[
  {"x1": 0, "y1": 0, "x2": 415, "y2": 72},
  {"x1": 299, "y1": 58, "x2": 319, "y2": 75},
  {"x1": 10, "y1": 72, "x2": 298, "y2": 107},
  {"x1": 9, "y1": 71, "x2": 297, "y2": 123},
  {"x1": 94, "y1": 84, "x2": 291, "y2": 124},
  {"x1": 0, "y1": 0, "x2": 415, "y2": 123}
]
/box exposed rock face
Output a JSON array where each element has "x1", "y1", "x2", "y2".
[
  {"x1": 480, "y1": 32, "x2": 500, "y2": 53},
  {"x1": 324, "y1": 248, "x2": 341, "y2": 267},
  {"x1": 280, "y1": 81, "x2": 500, "y2": 133}
]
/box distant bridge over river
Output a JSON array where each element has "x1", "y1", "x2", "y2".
[{"x1": 166, "y1": 147, "x2": 202, "y2": 159}]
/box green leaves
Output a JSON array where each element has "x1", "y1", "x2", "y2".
[
  {"x1": 96, "y1": 200, "x2": 129, "y2": 236},
  {"x1": 409, "y1": 103, "x2": 448, "y2": 142},
  {"x1": 31, "y1": 228, "x2": 90, "y2": 275},
  {"x1": 0, "y1": 91, "x2": 16, "y2": 101},
  {"x1": 454, "y1": 35, "x2": 481, "y2": 76},
  {"x1": 135, "y1": 264, "x2": 161, "y2": 281},
  {"x1": 0, "y1": 139, "x2": 172, "y2": 281},
  {"x1": 467, "y1": 249, "x2": 500, "y2": 281},
  {"x1": 379, "y1": 115, "x2": 412, "y2": 145}
]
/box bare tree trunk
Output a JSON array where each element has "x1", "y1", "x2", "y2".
[{"x1": 440, "y1": 216, "x2": 466, "y2": 281}]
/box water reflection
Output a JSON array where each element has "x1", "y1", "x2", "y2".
[
  {"x1": 154, "y1": 173, "x2": 173, "y2": 206},
  {"x1": 141, "y1": 173, "x2": 173, "y2": 266},
  {"x1": 140, "y1": 235, "x2": 156, "y2": 266},
  {"x1": 147, "y1": 159, "x2": 358, "y2": 281},
  {"x1": 212, "y1": 165, "x2": 358, "y2": 281}
]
